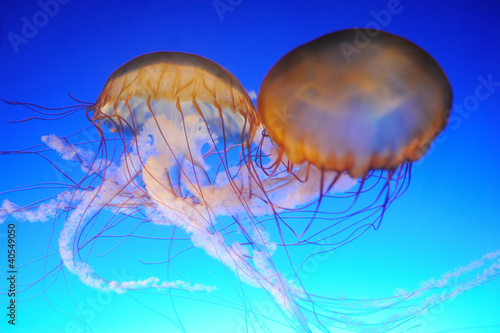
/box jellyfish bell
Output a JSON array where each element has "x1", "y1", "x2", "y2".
[
  {"x1": 91, "y1": 52, "x2": 259, "y2": 145},
  {"x1": 258, "y1": 28, "x2": 452, "y2": 178}
]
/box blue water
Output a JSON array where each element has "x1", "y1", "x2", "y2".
[{"x1": 1, "y1": 1, "x2": 499, "y2": 332}]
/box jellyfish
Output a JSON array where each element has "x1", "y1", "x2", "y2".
[
  {"x1": 1, "y1": 31, "x2": 499, "y2": 333},
  {"x1": 258, "y1": 29, "x2": 452, "y2": 178},
  {"x1": 255, "y1": 27, "x2": 452, "y2": 238},
  {"x1": 2, "y1": 51, "x2": 324, "y2": 331}
]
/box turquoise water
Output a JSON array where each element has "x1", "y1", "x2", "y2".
[{"x1": 1, "y1": 1, "x2": 499, "y2": 332}]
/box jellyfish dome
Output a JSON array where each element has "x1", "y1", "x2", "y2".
[
  {"x1": 257, "y1": 28, "x2": 452, "y2": 178},
  {"x1": 93, "y1": 51, "x2": 259, "y2": 142}
]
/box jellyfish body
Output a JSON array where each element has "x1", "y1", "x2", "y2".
[
  {"x1": 58, "y1": 51, "x2": 313, "y2": 329},
  {"x1": 251, "y1": 29, "x2": 453, "y2": 252},
  {"x1": 258, "y1": 29, "x2": 452, "y2": 177},
  {"x1": 93, "y1": 52, "x2": 259, "y2": 143}
]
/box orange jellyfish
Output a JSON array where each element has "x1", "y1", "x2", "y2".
[
  {"x1": 254, "y1": 28, "x2": 452, "y2": 247},
  {"x1": 54, "y1": 51, "x2": 281, "y2": 296},
  {"x1": 258, "y1": 29, "x2": 452, "y2": 178},
  {"x1": 2, "y1": 51, "x2": 315, "y2": 331}
]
